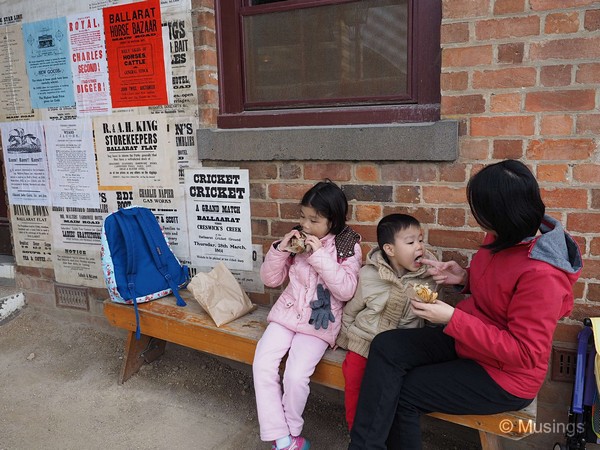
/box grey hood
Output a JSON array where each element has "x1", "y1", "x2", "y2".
[{"x1": 527, "y1": 215, "x2": 582, "y2": 274}]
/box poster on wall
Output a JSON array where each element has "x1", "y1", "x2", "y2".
[
  {"x1": 0, "y1": 121, "x2": 51, "y2": 206},
  {"x1": 50, "y1": 197, "x2": 110, "y2": 288},
  {"x1": 103, "y1": 0, "x2": 169, "y2": 108},
  {"x1": 132, "y1": 185, "x2": 190, "y2": 259},
  {"x1": 94, "y1": 115, "x2": 177, "y2": 187},
  {"x1": 147, "y1": 11, "x2": 197, "y2": 117},
  {"x1": 22, "y1": 17, "x2": 75, "y2": 108},
  {"x1": 67, "y1": 10, "x2": 111, "y2": 116},
  {"x1": 0, "y1": 23, "x2": 36, "y2": 121},
  {"x1": 169, "y1": 116, "x2": 200, "y2": 183},
  {"x1": 10, "y1": 204, "x2": 52, "y2": 268},
  {"x1": 44, "y1": 119, "x2": 100, "y2": 208},
  {"x1": 185, "y1": 168, "x2": 253, "y2": 271}
]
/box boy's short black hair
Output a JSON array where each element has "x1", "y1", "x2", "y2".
[
  {"x1": 377, "y1": 214, "x2": 421, "y2": 254},
  {"x1": 467, "y1": 159, "x2": 545, "y2": 253},
  {"x1": 301, "y1": 179, "x2": 348, "y2": 235}
]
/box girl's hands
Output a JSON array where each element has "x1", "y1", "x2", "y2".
[
  {"x1": 420, "y1": 258, "x2": 467, "y2": 286},
  {"x1": 278, "y1": 229, "x2": 302, "y2": 252},
  {"x1": 411, "y1": 299, "x2": 455, "y2": 324},
  {"x1": 304, "y1": 233, "x2": 322, "y2": 252}
]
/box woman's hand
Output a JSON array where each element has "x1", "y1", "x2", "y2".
[
  {"x1": 410, "y1": 299, "x2": 455, "y2": 324},
  {"x1": 420, "y1": 258, "x2": 467, "y2": 286},
  {"x1": 278, "y1": 229, "x2": 302, "y2": 252}
]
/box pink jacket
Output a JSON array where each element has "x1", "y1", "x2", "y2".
[{"x1": 260, "y1": 232, "x2": 362, "y2": 346}]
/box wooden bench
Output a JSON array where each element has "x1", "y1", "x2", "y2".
[{"x1": 103, "y1": 290, "x2": 537, "y2": 450}]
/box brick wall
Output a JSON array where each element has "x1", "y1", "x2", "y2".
[{"x1": 192, "y1": 1, "x2": 599, "y2": 447}]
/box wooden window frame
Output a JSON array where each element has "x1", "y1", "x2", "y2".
[{"x1": 215, "y1": 0, "x2": 441, "y2": 128}]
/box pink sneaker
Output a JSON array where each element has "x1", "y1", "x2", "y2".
[{"x1": 280, "y1": 436, "x2": 310, "y2": 450}]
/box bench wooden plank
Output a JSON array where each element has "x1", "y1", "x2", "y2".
[{"x1": 103, "y1": 292, "x2": 537, "y2": 447}]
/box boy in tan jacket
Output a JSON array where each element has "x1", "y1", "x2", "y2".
[{"x1": 336, "y1": 214, "x2": 438, "y2": 430}]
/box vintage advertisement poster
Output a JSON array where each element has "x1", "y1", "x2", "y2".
[
  {"x1": 170, "y1": 116, "x2": 200, "y2": 183},
  {"x1": 103, "y1": 0, "x2": 169, "y2": 108},
  {"x1": 67, "y1": 10, "x2": 111, "y2": 116},
  {"x1": 44, "y1": 119, "x2": 100, "y2": 208},
  {"x1": 94, "y1": 115, "x2": 177, "y2": 187},
  {"x1": 0, "y1": 23, "x2": 36, "y2": 121},
  {"x1": 185, "y1": 168, "x2": 253, "y2": 271},
  {"x1": 147, "y1": 11, "x2": 197, "y2": 116},
  {"x1": 50, "y1": 191, "x2": 113, "y2": 287},
  {"x1": 133, "y1": 185, "x2": 190, "y2": 259},
  {"x1": 22, "y1": 17, "x2": 75, "y2": 108},
  {"x1": 0, "y1": 0, "x2": 141, "y2": 23},
  {"x1": 0, "y1": 121, "x2": 51, "y2": 205},
  {"x1": 10, "y1": 204, "x2": 52, "y2": 268}
]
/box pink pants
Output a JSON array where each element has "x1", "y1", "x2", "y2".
[{"x1": 253, "y1": 322, "x2": 329, "y2": 441}]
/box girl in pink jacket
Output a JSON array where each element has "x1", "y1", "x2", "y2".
[{"x1": 254, "y1": 180, "x2": 362, "y2": 450}]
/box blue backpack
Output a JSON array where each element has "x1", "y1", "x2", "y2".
[{"x1": 101, "y1": 206, "x2": 189, "y2": 339}]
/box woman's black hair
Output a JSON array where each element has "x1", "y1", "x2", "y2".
[
  {"x1": 467, "y1": 159, "x2": 545, "y2": 253},
  {"x1": 300, "y1": 180, "x2": 348, "y2": 235},
  {"x1": 377, "y1": 214, "x2": 421, "y2": 264}
]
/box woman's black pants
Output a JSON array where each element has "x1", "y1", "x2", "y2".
[{"x1": 348, "y1": 326, "x2": 533, "y2": 450}]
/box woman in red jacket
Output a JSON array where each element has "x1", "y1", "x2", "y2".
[{"x1": 348, "y1": 160, "x2": 583, "y2": 450}]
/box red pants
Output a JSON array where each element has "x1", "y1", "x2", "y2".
[{"x1": 342, "y1": 350, "x2": 368, "y2": 430}]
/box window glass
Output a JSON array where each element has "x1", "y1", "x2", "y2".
[{"x1": 243, "y1": 0, "x2": 408, "y2": 108}]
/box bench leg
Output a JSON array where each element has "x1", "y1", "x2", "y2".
[
  {"x1": 479, "y1": 431, "x2": 503, "y2": 450},
  {"x1": 119, "y1": 331, "x2": 167, "y2": 384}
]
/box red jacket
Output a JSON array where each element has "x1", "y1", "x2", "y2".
[{"x1": 444, "y1": 216, "x2": 582, "y2": 398}]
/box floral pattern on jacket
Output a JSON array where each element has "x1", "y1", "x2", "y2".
[{"x1": 260, "y1": 231, "x2": 362, "y2": 347}]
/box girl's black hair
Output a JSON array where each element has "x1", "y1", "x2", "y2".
[
  {"x1": 377, "y1": 214, "x2": 421, "y2": 264},
  {"x1": 467, "y1": 159, "x2": 545, "y2": 253},
  {"x1": 300, "y1": 180, "x2": 348, "y2": 235}
]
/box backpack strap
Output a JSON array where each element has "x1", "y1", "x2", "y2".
[
  {"x1": 135, "y1": 208, "x2": 187, "y2": 308},
  {"x1": 112, "y1": 211, "x2": 143, "y2": 339}
]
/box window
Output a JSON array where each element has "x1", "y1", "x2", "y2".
[{"x1": 215, "y1": 0, "x2": 441, "y2": 128}]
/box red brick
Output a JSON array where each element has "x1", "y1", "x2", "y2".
[
  {"x1": 196, "y1": 69, "x2": 218, "y2": 87},
  {"x1": 530, "y1": 0, "x2": 599, "y2": 10},
  {"x1": 585, "y1": 9, "x2": 600, "y2": 31},
  {"x1": 381, "y1": 164, "x2": 437, "y2": 182},
  {"x1": 536, "y1": 164, "x2": 569, "y2": 182},
  {"x1": 351, "y1": 224, "x2": 377, "y2": 243},
  {"x1": 471, "y1": 116, "x2": 535, "y2": 136},
  {"x1": 382, "y1": 207, "x2": 435, "y2": 225},
  {"x1": 576, "y1": 63, "x2": 600, "y2": 83},
  {"x1": 573, "y1": 164, "x2": 600, "y2": 183},
  {"x1": 545, "y1": 12, "x2": 580, "y2": 34},
  {"x1": 553, "y1": 322, "x2": 582, "y2": 344},
  {"x1": 438, "y1": 208, "x2": 466, "y2": 227},
  {"x1": 195, "y1": 48, "x2": 218, "y2": 66},
  {"x1": 442, "y1": 0, "x2": 489, "y2": 19},
  {"x1": 249, "y1": 182, "x2": 266, "y2": 200},
  {"x1": 588, "y1": 283, "x2": 600, "y2": 303},
  {"x1": 422, "y1": 186, "x2": 467, "y2": 204},
  {"x1": 280, "y1": 202, "x2": 301, "y2": 220},
  {"x1": 568, "y1": 213, "x2": 600, "y2": 233},
  {"x1": 490, "y1": 93, "x2": 521, "y2": 113},
  {"x1": 251, "y1": 219, "x2": 268, "y2": 237},
  {"x1": 476, "y1": 16, "x2": 540, "y2": 40},
  {"x1": 540, "y1": 114, "x2": 573, "y2": 135},
  {"x1": 493, "y1": 139, "x2": 524, "y2": 159},
  {"x1": 441, "y1": 95, "x2": 486, "y2": 115},
  {"x1": 279, "y1": 163, "x2": 302, "y2": 180},
  {"x1": 194, "y1": 0, "x2": 215, "y2": 8},
  {"x1": 355, "y1": 205, "x2": 382, "y2": 223},
  {"x1": 394, "y1": 186, "x2": 421, "y2": 204},
  {"x1": 355, "y1": 164, "x2": 380, "y2": 182},
  {"x1": 526, "y1": 138, "x2": 595, "y2": 160},
  {"x1": 498, "y1": 42, "x2": 525, "y2": 64},
  {"x1": 541, "y1": 188, "x2": 588, "y2": 209},
  {"x1": 593, "y1": 189, "x2": 600, "y2": 209},
  {"x1": 525, "y1": 90, "x2": 596, "y2": 112},
  {"x1": 473, "y1": 67, "x2": 536, "y2": 89},
  {"x1": 439, "y1": 163, "x2": 467, "y2": 183},
  {"x1": 581, "y1": 259, "x2": 600, "y2": 282},
  {"x1": 569, "y1": 302, "x2": 600, "y2": 322},
  {"x1": 459, "y1": 139, "x2": 490, "y2": 159},
  {"x1": 199, "y1": 107, "x2": 218, "y2": 126},
  {"x1": 591, "y1": 237, "x2": 600, "y2": 256},
  {"x1": 530, "y1": 37, "x2": 600, "y2": 61},
  {"x1": 268, "y1": 183, "x2": 312, "y2": 200},
  {"x1": 540, "y1": 65, "x2": 573, "y2": 87},
  {"x1": 429, "y1": 229, "x2": 485, "y2": 250},
  {"x1": 238, "y1": 162, "x2": 278, "y2": 179},
  {"x1": 196, "y1": 10, "x2": 215, "y2": 29},
  {"x1": 304, "y1": 163, "x2": 351, "y2": 181},
  {"x1": 251, "y1": 201, "x2": 278, "y2": 218},
  {"x1": 441, "y1": 22, "x2": 470, "y2": 43},
  {"x1": 441, "y1": 71, "x2": 469, "y2": 91},
  {"x1": 442, "y1": 45, "x2": 493, "y2": 68},
  {"x1": 494, "y1": 0, "x2": 526, "y2": 14},
  {"x1": 576, "y1": 114, "x2": 600, "y2": 134},
  {"x1": 194, "y1": 28, "x2": 216, "y2": 47},
  {"x1": 199, "y1": 88, "x2": 218, "y2": 105}
]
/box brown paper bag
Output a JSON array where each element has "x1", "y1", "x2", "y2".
[{"x1": 187, "y1": 261, "x2": 255, "y2": 327}]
